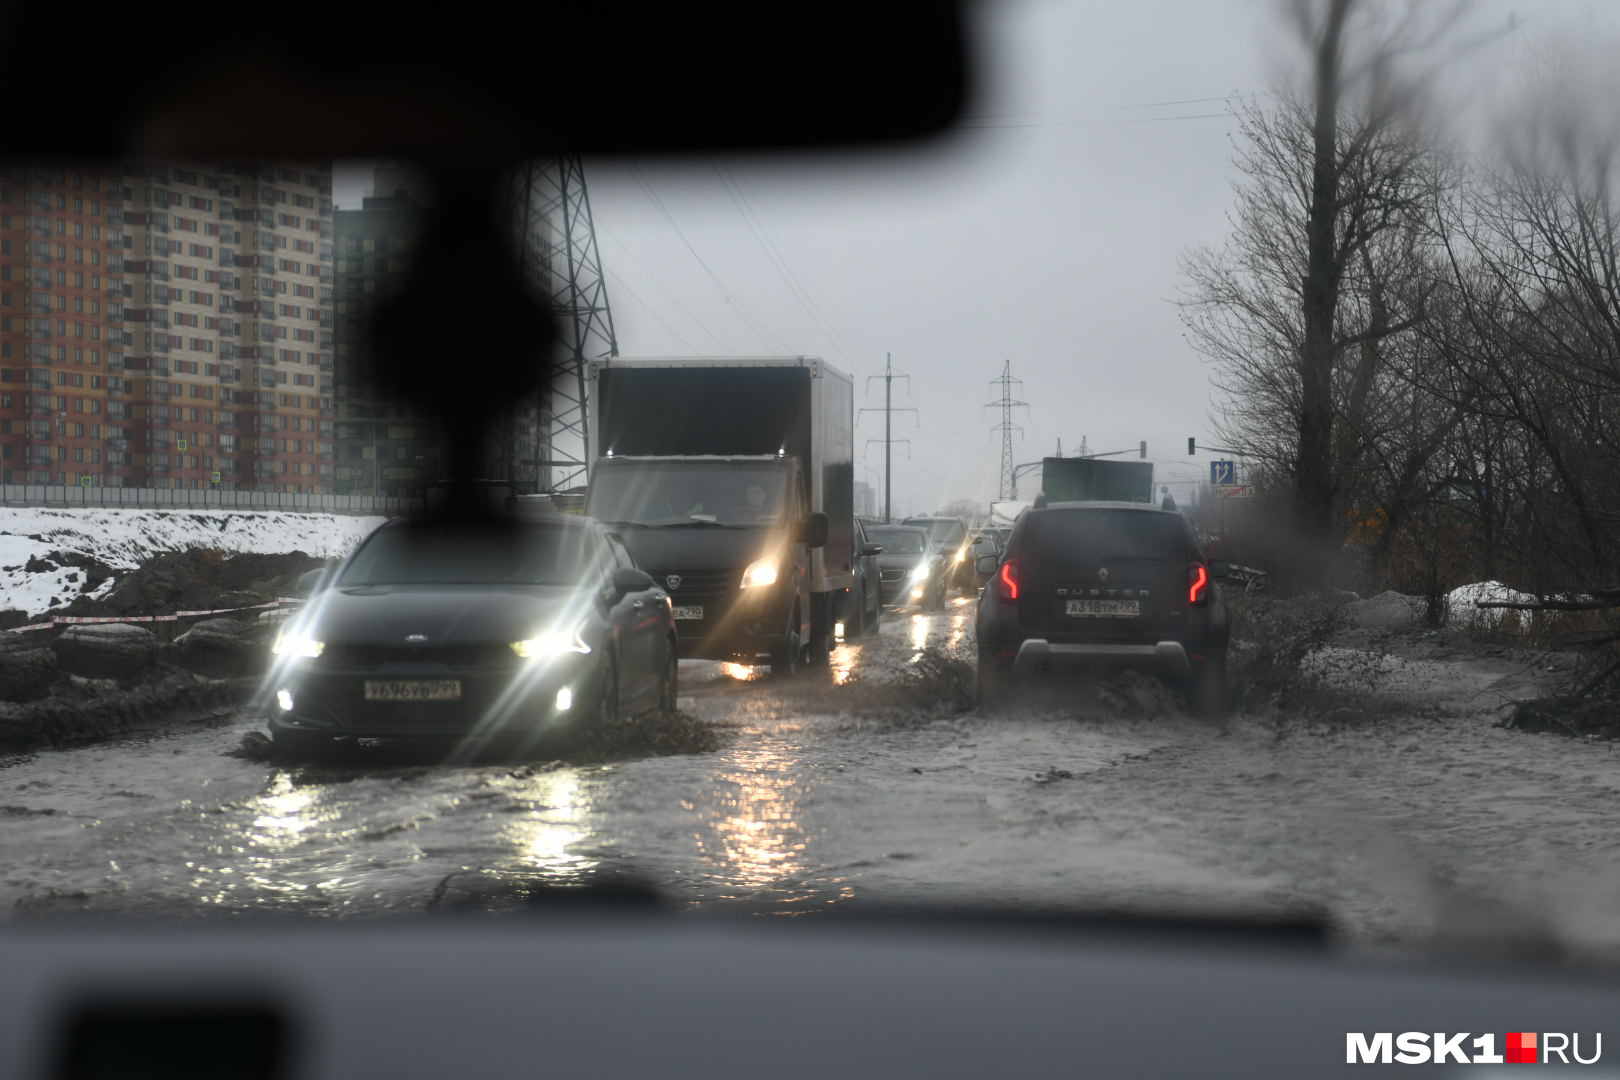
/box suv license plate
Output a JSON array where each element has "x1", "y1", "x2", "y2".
[
  {"x1": 1065, "y1": 599, "x2": 1140, "y2": 617},
  {"x1": 364, "y1": 679, "x2": 461, "y2": 702},
  {"x1": 672, "y1": 606, "x2": 704, "y2": 620}
]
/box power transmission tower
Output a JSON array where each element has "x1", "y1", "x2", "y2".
[
  {"x1": 500, "y1": 156, "x2": 619, "y2": 493},
  {"x1": 858, "y1": 352, "x2": 916, "y2": 522},
  {"x1": 984, "y1": 359, "x2": 1028, "y2": 500}
]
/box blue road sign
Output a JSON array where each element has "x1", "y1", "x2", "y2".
[{"x1": 1211, "y1": 460, "x2": 1236, "y2": 486}]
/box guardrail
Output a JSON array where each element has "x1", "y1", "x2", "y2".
[{"x1": 0, "y1": 485, "x2": 421, "y2": 516}]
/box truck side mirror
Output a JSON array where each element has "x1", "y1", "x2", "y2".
[
  {"x1": 975, "y1": 555, "x2": 998, "y2": 575},
  {"x1": 799, "y1": 512, "x2": 829, "y2": 548}
]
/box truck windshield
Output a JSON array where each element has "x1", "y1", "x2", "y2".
[{"x1": 588, "y1": 463, "x2": 790, "y2": 527}]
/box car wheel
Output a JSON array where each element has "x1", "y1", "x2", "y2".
[
  {"x1": 869, "y1": 586, "x2": 882, "y2": 635},
  {"x1": 657, "y1": 641, "x2": 679, "y2": 715},
  {"x1": 845, "y1": 586, "x2": 865, "y2": 640},
  {"x1": 977, "y1": 656, "x2": 1012, "y2": 712},
  {"x1": 770, "y1": 608, "x2": 802, "y2": 678},
  {"x1": 928, "y1": 582, "x2": 946, "y2": 612},
  {"x1": 1190, "y1": 653, "x2": 1229, "y2": 722}
]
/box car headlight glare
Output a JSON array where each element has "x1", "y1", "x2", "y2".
[
  {"x1": 910, "y1": 565, "x2": 930, "y2": 582},
  {"x1": 511, "y1": 625, "x2": 592, "y2": 659},
  {"x1": 741, "y1": 559, "x2": 779, "y2": 588},
  {"x1": 272, "y1": 631, "x2": 324, "y2": 659}
]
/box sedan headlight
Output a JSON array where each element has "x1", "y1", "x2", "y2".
[
  {"x1": 910, "y1": 564, "x2": 931, "y2": 582},
  {"x1": 741, "y1": 559, "x2": 779, "y2": 588},
  {"x1": 511, "y1": 624, "x2": 592, "y2": 659},
  {"x1": 272, "y1": 630, "x2": 324, "y2": 659}
]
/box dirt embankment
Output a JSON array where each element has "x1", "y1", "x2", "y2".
[{"x1": 0, "y1": 549, "x2": 327, "y2": 751}]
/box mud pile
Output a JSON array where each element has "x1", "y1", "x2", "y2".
[{"x1": 55, "y1": 549, "x2": 325, "y2": 619}]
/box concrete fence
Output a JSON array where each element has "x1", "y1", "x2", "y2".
[{"x1": 0, "y1": 485, "x2": 421, "y2": 516}]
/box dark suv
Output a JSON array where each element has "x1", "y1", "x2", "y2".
[{"x1": 973, "y1": 499, "x2": 1232, "y2": 717}]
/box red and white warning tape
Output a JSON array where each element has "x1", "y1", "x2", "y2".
[{"x1": 5, "y1": 597, "x2": 303, "y2": 633}]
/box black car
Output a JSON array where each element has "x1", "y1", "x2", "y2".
[
  {"x1": 973, "y1": 499, "x2": 1232, "y2": 717},
  {"x1": 867, "y1": 524, "x2": 946, "y2": 610},
  {"x1": 841, "y1": 518, "x2": 885, "y2": 639},
  {"x1": 900, "y1": 515, "x2": 974, "y2": 590},
  {"x1": 265, "y1": 512, "x2": 677, "y2": 757}
]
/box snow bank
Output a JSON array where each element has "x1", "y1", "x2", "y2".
[
  {"x1": 0, "y1": 508, "x2": 386, "y2": 616},
  {"x1": 1446, "y1": 580, "x2": 1538, "y2": 628}
]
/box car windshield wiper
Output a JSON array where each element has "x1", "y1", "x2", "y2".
[{"x1": 600, "y1": 519, "x2": 646, "y2": 530}]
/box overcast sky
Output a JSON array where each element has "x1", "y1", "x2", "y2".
[{"x1": 335, "y1": 0, "x2": 1613, "y2": 519}]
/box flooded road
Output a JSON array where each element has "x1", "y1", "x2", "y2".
[{"x1": 5, "y1": 592, "x2": 1620, "y2": 962}]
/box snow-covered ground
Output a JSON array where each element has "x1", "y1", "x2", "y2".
[{"x1": 0, "y1": 508, "x2": 386, "y2": 616}]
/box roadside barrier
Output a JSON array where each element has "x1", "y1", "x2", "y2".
[{"x1": 4, "y1": 597, "x2": 303, "y2": 633}]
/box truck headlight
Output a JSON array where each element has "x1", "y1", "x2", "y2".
[
  {"x1": 741, "y1": 559, "x2": 779, "y2": 588},
  {"x1": 511, "y1": 624, "x2": 592, "y2": 659},
  {"x1": 272, "y1": 631, "x2": 324, "y2": 659}
]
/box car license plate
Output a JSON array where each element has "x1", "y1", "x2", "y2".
[
  {"x1": 1065, "y1": 599, "x2": 1140, "y2": 617},
  {"x1": 364, "y1": 679, "x2": 461, "y2": 702},
  {"x1": 672, "y1": 605, "x2": 704, "y2": 620}
]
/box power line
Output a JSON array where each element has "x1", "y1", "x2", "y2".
[
  {"x1": 962, "y1": 91, "x2": 1263, "y2": 120},
  {"x1": 602, "y1": 267, "x2": 704, "y2": 356},
  {"x1": 715, "y1": 156, "x2": 872, "y2": 374},
  {"x1": 622, "y1": 161, "x2": 795, "y2": 355},
  {"x1": 599, "y1": 227, "x2": 737, "y2": 355},
  {"x1": 709, "y1": 156, "x2": 871, "y2": 381},
  {"x1": 960, "y1": 111, "x2": 1231, "y2": 130}
]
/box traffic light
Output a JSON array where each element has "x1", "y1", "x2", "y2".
[
  {"x1": 1187, "y1": 437, "x2": 1196, "y2": 456},
  {"x1": 1139, "y1": 441, "x2": 1147, "y2": 459}
]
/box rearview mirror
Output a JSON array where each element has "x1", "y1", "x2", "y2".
[
  {"x1": 799, "y1": 512, "x2": 829, "y2": 549},
  {"x1": 861, "y1": 543, "x2": 884, "y2": 556},
  {"x1": 612, "y1": 567, "x2": 656, "y2": 596},
  {"x1": 976, "y1": 555, "x2": 998, "y2": 575},
  {"x1": 1209, "y1": 560, "x2": 1231, "y2": 579}
]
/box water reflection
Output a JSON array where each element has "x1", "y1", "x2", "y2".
[
  {"x1": 910, "y1": 613, "x2": 931, "y2": 660},
  {"x1": 501, "y1": 768, "x2": 598, "y2": 882}
]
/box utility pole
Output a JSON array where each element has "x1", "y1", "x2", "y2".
[
  {"x1": 859, "y1": 352, "x2": 915, "y2": 522},
  {"x1": 984, "y1": 360, "x2": 1028, "y2": 500}
]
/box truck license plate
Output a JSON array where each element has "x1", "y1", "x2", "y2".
[
  {"x1": 672, "y1": 606, "x2": 704, "y2": 620},
  {"x1": 1065, "y1": 599, "x2": 1139, "y2": 617},
  {"x1": 364, "y1": 679, "x2": 462, "y2": 702}
]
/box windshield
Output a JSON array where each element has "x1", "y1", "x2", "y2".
[
  {"x1": 904, "y1": 520, "x2": 965, "y2": 548},
  {"x1": 8, "y1": 1, "x2": 1620, "y2": 1006},
  {"x1": 338, "y1": 523, "x2": 596, "y2": 586},
  {"x1": 587, "y1": 462, "x2": 789, "y2": 526},
  {"x1": 868, "y1": 528, "x2": 926, "y2": 555}
]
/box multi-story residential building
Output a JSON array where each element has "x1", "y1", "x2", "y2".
[
  {"x1": 0, "y1": 162, "x2": 335, "y2": 491},
  {"x1": 0, "y1": 165, "x2": 127, "y2": 485},
  {"x1": 333, "y1": 177, "x2": 441, "y2": 496}
]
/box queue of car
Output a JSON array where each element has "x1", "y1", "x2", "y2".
[{"x1": 265, "y1": 496, "x2": 1229, "y2": 760}]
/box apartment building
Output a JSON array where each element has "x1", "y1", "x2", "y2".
[
  {"x1": 0, "y1": 162, "x2": 335, "y2": 491},
  {"x1": 0, "y1": 165, "x2": 126, "y2": 484}
]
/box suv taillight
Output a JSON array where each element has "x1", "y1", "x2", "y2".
[
  {"x1": 997, "y1": 559, "x2": 1019, "y2": 602},
  {"x1": 1188, "y1": 563, "x2": 1209, "y2": 605}
]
